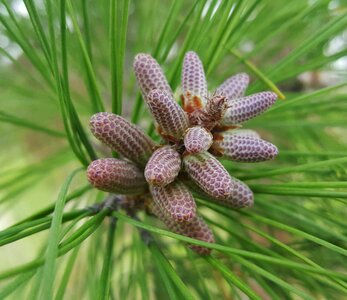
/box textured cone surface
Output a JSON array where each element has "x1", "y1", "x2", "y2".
[
  {"x1": 90, "y1": 113, "x2": 155, "y2": 167},
  {"x1": 225, "y1": 129, "x2": 260, "y2": 139},
  {"x1": 212, "y1": 132, "x2": 278, "y2": 162},
  {"x1": 217, "y1": 73, "x2": 249, "y2": 101},
  {"x1": 87, "y1": 158, "x2": 147, "y2": 194},
  {"x1": 147, "y1": 89, "x2": 189, "y2": 140},
  {"x1": 184, "y1": 126, "x2": 213, "y2": 154},
  {"x1": 134, "y1": 53, "x2": 172, "y2": 99},
  {"x1": 150, "y1": 181, "x2": 196, "y2": 223},
  {"x1": 145, "y1": 146, "x2": 181, "y2": 186},
  {"x1": 222, "y1": 91, "x2": 277, "y2": 125},
  {"x1": 183, "y1": 176, "x2": 254, "y2": 208},
  {"x1": 183, "y1": 152, "x2": 233, "y2": 200},
  {"x1": 222, "y1": 177, "x2": 254, "y2": 208},
  {"x1": 148, "y1": 199, "x2": 214, "y2": 255},
  {"x1": 181, "y1": 51, "x2": 208, "y2": 111}
]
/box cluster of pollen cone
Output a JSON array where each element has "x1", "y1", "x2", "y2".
[{"x1": 87, "y1": 51, "x2": 278, "y2": 255}]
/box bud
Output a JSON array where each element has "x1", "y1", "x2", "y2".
[
  {"x1": 147, "y1": 89, "x2": 189, "y2": 141},
  {"x1": 183, "y1": 152, "x2": 233, "y2": 200},
  {"x1": 182, "y1": 176, "x2": 254, "y2": 208},
  {"x1": 147, "y1": 199, "x2": 214, "y2": 255},
  {"x1": 212, "y1": 132, "x2": 279, "y2": 162},
  {"x1": 87, "y1": 158, "x2": 148, "y2": 194},
  {"x1": 150, "y1": 181, "x2": 196, "y2": 223},
  {"x1": 133, "y1": 53, "x2": 173, "y2": 99},
  {"x1": 216, "y1": 73, "x2": 249, "y2": 101},
  {"x1": 204, "y1": 94, "x2": 228, "y2": 123},
  {"x1": 90, "y1": 113, "x2": 155, "y2": 167},
  {"x1": 222, "y1": 91, "x2": 277, "y2": 125},
  {"x1": 145, "y1": 146, "x2": 181, "y2": 186},
  {"x1": 181, "y1": 51, "x2": 208, "y2": 112},
  {"x1": 184, "y1": 126, "x2": 213, "y2": 154}
]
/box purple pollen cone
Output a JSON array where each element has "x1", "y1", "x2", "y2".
[
  {"x1": 147, "y1": 199, "x2": 214, "y2": 255},
  {"x1": 150, "y1": 181, "x2": 197, "y2": 223},
  {"x1": 90, "y1": 112, "x2": 155, "y2": 167},
  {"x1": 134, "y1": 53, "x2": 173, "y2": 99},
  {"x1": 87, "y1": 158, "x2": 148, "y2": 195},
  {"x1": 145, "y1": 146, "x2": 181, "y2": 187},
  {"x1": 181, "y1": 51, "x2": 208, "y2": 111},
  {"x1": 147, "y1": 89, "x2": 189, "y2": 141},
  {"x1": 183, "y1": 151, "x2": 233, "y2": 200},
  {"x1": 183, "y1": 176, "x2": 254, "y2": 209},
  {"x1": 212, "y1": 132, "x2": 279, "y2": 162},
  {"x1": 184, "y1": 126, "x2": 213, "y2": 154},
  {"x1": 216, "y1": 73, "x2": 249, "y2": 101},
  {"x1": 223, "y1": 91, "x2": 277, "y2": 125}
]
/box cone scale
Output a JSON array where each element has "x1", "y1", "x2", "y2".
[
  {"x1": 217, "y1": 73, "x2": 249, "y2": 101},
  {"x1": 147, "y1": 199, "x2": 214, "y2": 255},
  {"x1": 134, "y1": 53, "x2": 173, "y2": 99},
  {"x1": 212, "y1": 131, "x2": 278, "y2": 162},
  {"x1": 150, "y1": 181, "x2": 197, "y2": 223},
  {"x1": 183, "y1": 152, "x2": 233, "y2": 200},
  {"x1": 222, "y1": 91, "x2": 277, "y2": 125},
  {"x1": 184, "y1": 126, "x2": 213, "y2": 154},
  {"x1": 147, "y1": 89, "x2": 189, "y2": 141},
  {"x1": 183, "y1": 176, "x2": 254, "y2": 208},
  {"x1": 181, "y1": 51, "x2": 208, "y2": 112},
  {"x1": 145, "y1": 146, "x2": 181, "y2": 187},
  {"x1": 90, "y1": 112, "x2": 155, "y2": 167},
  {"x1": 87, "y1": 158, "x2": 147, "y2": 195}
]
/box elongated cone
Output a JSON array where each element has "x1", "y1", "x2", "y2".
[
  {"x1": 182, "y1": 176, "x2": 254, "y2": 208},
  {"x1": 145, "y1": 146, "x2": 181, "y2": 186},
  {"x1": 87, "y1": 158, "x2": 148, "y2": 194},
  {"x1": 183, "y1": 152, "x2": 233, "y2": 200},
  {"x1": 216, "y1": 73, "x2": 249, "y2": 101},
  {"x1": 184, "y1": 126, "x2": 213, "y2": 154},
  {"x1": 222, "y1": 91, "x2": 277, "y2": 125},
  {"x1": 90, "y1": 113, "x2": 155, "y2": 167},
  {"x1": 181, "y1": 51, "x2": 208, "y2": 112},
  {"x1": 133, "y1": 53, "x2": 173, "y2": 99},
  {"x1": 211, "y1": 132, "x2": 278, "y2": 162},
  {"x1": 147, "y1": 89, "x2": 189, "y2": 141},
  {"x1": 150, "y1": 181, "x2": 196, "y2": 223},
  {"x1": 147, "y1": 199, "x2": 214, "y2": 255}
]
